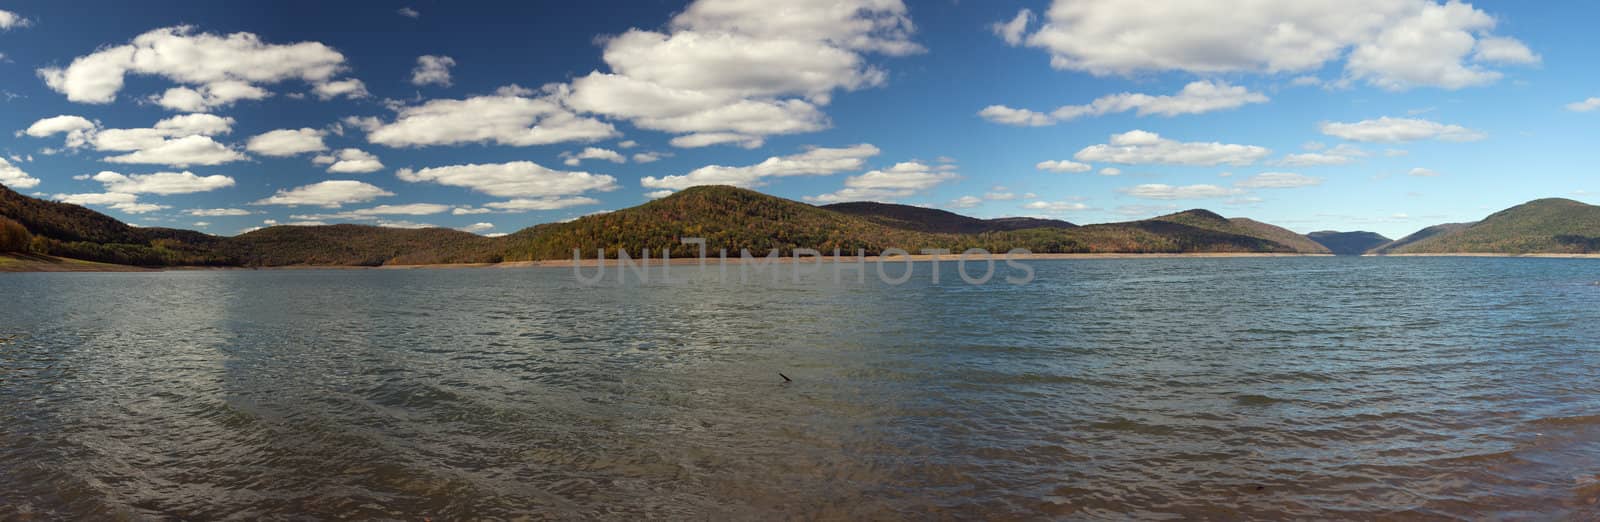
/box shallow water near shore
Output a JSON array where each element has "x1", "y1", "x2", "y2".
[{"x1": 3, "y1": 257, "x2": 1600, "y2": 519}]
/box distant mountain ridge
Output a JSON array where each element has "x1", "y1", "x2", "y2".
[
  {"x1": 1308, "y1": 231, "x2": 1392, "y2": 256},
  {"x1": 4, "y1": 183, "x2": 1341, "y2": 268}
]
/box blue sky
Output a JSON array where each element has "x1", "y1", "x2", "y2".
[{"x1": 0, "y1": 0, "x2": 1596, "y2": 238}]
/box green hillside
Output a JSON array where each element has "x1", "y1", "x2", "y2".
[
  {"x1": 1150, "y1": 210, "x2": 1331, "y2": 254},
  {"x1": 821, "y1": 201, "x2": 1076, "y2": 234},
  {"x1": 1377, "y1": 198, "x2": 1600, "y2": 254}
]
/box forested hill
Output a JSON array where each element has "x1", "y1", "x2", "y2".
[
  {"x1": 4, "y1": 183, "x2": 1338, "y2": 268},
  {"x1": 1372, "y1": 198, "x2": 1600, "y2": 254},
  {"x1": 1308, "y1": 231, "x2": 1392, "y2": 256}
]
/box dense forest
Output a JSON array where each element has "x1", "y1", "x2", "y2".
[{"x1": 22, "y1": 182, "x2": 1591, "y2": 269}]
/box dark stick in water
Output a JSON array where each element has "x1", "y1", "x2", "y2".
[{"x1": 779, "y1": 373, "x2": 792, "y2": 382}]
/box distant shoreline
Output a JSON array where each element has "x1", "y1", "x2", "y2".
[{"x1": 10, "y1": 252, "x2": 1600, "y2": 273}]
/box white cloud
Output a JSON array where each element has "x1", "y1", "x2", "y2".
[
  {"x1": 1075, "y1": 130, "x2": 1270, "y2": 166},
  {"x1": 1036, "y1": 159, "x2": 1091, "y2": 173},
  {"x1": 397, "y1": 161, "x2": 619, "y2": 197},
  {"x1": 1120, "y1": 184, "x2": 1243, "y2": 200},
  {"x1": 246, "y1": 128, "x2": 327, "y2": 156},
  {"x1": 1017, "y1": 0, "x2": 1536, "y2": 90},
  {"x1": 992, "y1": 9, "x2": 1033, "y2": 46},
  {"x1": 0, "y1": 157, "x2": 39, "y2": 189},
  {"x1": 411, "y1": 55, "x2": 455, "y2": 87},
  {"x1": 632, "y1": 151, "x2": 668, "y2": 163},
  {"x1": 312, "y1": 78, "x2": 368, "y2": 100},
  {"x1": 642, "y1": 143, "x2": 879, "y2": 190},
  {"x1": 397, "y1": 7, "x2": 420, "y2": 18},
  {"x1": 102, "y1": 135, "x2": 245, "y2": 167},
  {"x1": 1234, "y1": 172, "x2": 1323, "y2": 189},
  {"x1": 451, "y1": 207, "x2": 492, "y2": 215},
  {"x1": 561, "y1": 147, "x2": 626, "y2": 166},
  {"x1": 804, "y1": 160, "x2": 958, "y2": 203},
  {"x1": 562, "y1": 0, "x2": 919, "y2": 146},
  {"x1": 1099, "y1": 167, "x2": 1122, "y2": 176},
  {"x1": 1566, "y1": 97, "x2": 1600, "y2": 113},
  {"x1": 253, "y1": 180, "x2": 394, "y2": 207},
  {"x1": 483, "y1": 197, "x2": 601, "y2": 211},
  {"x1": 366, "y1": 89, "x2": 618, "y2": 147},
  {"x1": 1409, "y1": 167, "x2": 1442, "y2": 177},
  {"x1": 90, "y1": 170, "x2": 235, "y2": 194},
  {"x1": 188, "y1": 208, "x2": 252, "y2": 216},
  {"x1": 668, "y1": 131, "x2": 766, "y2": 149},
  {"x1": 25, "y1": 113, "x2": 246, "y2": 167},
  {"x1": 645, "y1": 190, "x2": 675, "y2": 199},
  {"x1": 1319, "y1": 117, "x2": 1486, "y2": 142},
  {"x1": 617, "y1": 140, "x2": 638, "y2": 148},
  {"x1": 0, "y1": 9, "x2": 31, "y2": 30},
  {"x1": 977, "y1": 105, "x2": 1053, "y2": 127},
  {"x1": 313, "y1": 148, "x2": 384, "y2": 174},
  {"x1": 949, "y1": 195, "x2": 983, "y2": 209},
  {"x1": 1274, "y1": 144, "x2": 1368, "y2": 166},
  {"x1": 23, "y1": 115, "x2": 97, "y2": 147},
  {"x1": 1023, "y1": 200, "x2": 1090, "y2": 212},
  {"x1": 151, "y1": 81, "x2": 270, "y2": 112},
  {"x1": 289, "y1": 203, "x2": 452, "y2": 221},
  {"x1": 38, "y1": 26, "x2": 356, "y2": 107},
  {"x1": 458, "y1": 222, "x2": 494, "y2": 233},
  {"x1": 52, "y1": 192, "x2": 168, "y2": 214},
  {"x1": 985, "y1": 81, "x2": 1267, "y2": 126}
]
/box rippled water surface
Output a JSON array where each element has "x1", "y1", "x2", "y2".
[{"x1": 4, "y1": 257, "x2": 1600, "y2": 520}]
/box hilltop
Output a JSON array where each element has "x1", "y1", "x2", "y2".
[
  {"x1": 1375, "y1": 198, "x2": 1600, "y2": 254},
  {"x1": 1308, "y1": 231, "x2": 1392, "y2": 256},
  {"x1": 2, "y1": 183, "x2": 1335, "y2": 269}
]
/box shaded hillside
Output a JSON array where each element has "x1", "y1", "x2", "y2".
[
  {"x1": 221, "y1": 225, "x2": 505, "y2": 266},
  {"x1": 0, "y1": 183, "x2": 232, "y2": 266},
  {"x1": 1369, "y1": 222, "x2": 1475, "y2": 255},
  {"x1": 1308, "y1": 231, "x2": 1392, "y2": 256},
  {"x1": 1150, "y1": 210, "x2": 1330, "y2": 254},
  {"x1": 1376, "y1": 198, "x2": 1600, "y2": 254},
  {"x1": 822, "y1": 201, "x2": 1076, "y2": 234}
]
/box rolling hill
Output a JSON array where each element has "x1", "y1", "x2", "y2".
[
  {"x1": 1308, "y1": 231, "x2": 1392, "y2": 256},
  {"x1": 1375, "y1": 198, "x2": 1600, "y2": 254},
  {"x1": 3, "y1": 183, "x2": 1337, "y2": 268}
]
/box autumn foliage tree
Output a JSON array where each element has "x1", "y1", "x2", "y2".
[{"x1": 0, "y1": 216, "x2": 32, "y2": 252}]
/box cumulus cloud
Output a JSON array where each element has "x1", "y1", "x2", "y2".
[
  {"x1": 397, "y1": 7, "x2": 420, "y2": 18},
  {"x1": 982, "y1": 81, "x2": 1267, "y2": 126},
  {"x1": 948, "y1": 195, "x2": 983, "y2": 209},
  {"x1": 289, "y1": 203, "x2": 452, "y2": 222},
  {"x1": 0, "y1": 157, "x2": 39, "y2": 189},
  {"x1": 53, "y1": 191, "x2": 169, "y2": 213},
  {"x1": 313, "y1": 148, "x2": 384, "y2": 174},
  {"x1": 1119, "y1": 183, "x2": 1243, "y2": 200},
  {"x1": 396, "y1": 161, "x2": 619, "y2": 198},
  {"x1": 1234, "y1": 172, "x2": 1323, "y2": 189},
  {"x1": 89, "y1": 170, "x2": 235, "y2": 194},
  {"x1": 1036, "y1": 159, "x2": 1092, "y2": 173},
  {"x1": 458, "y1": 222, "x2": 494, "y2": 233},
  {"x1": 24, "y1": 113, "x2": 246, "y2": 167},
  {"x1": 365, "y1": 87, "x2": 618, "y2": 147},
  {"x1": 1099, "y1": 167, "x2": 1122, "y2": 176},
  {"x1": 1319, "y1": 117, "x2": 1486, "y2": 142},
  {"x1": 561, "y1": 147, "x2": 626, "y2": 166},
  {"x1": 253, "y1": 180, "x2": 394, "y2": 207},
  {"x1": 0, "y1": 9, "x2": 31, "y2": 30},
  {"x1": 641, "y1": 143, "x2": 879, "y2": 190},
  {"x1": 39, "y1": 26, "x2": 358, "y2": 110},
  {"x1": 1075, "y1": 130, "x2": 1270, "y2": 166},
  {"x1": 1015, "y1": 0, "x2": 1536, "y2": 90},
  {"x1": 804, "y1": 160, "x2": 958, "y2": 203},
  {"x1": 563, "y1": 0, "x2": 920, "y2": 147},
  {"x1": 411, "y1": 55, "x2": 455, "y2": 86},
  {"x1": 246, "y1": 128, "x2": 327, "y2": 156},
  {"x1": 632, "y1": 151, "x2": 669, "y2": 163}
]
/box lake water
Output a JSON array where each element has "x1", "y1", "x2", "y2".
[{"x1": 3, "y1": 257, "x2": 1600, "y2": 519}]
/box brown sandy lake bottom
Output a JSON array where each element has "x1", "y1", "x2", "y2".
[{"x1": 2, "y1": 256, "x2": 1599, "y2": 519}]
